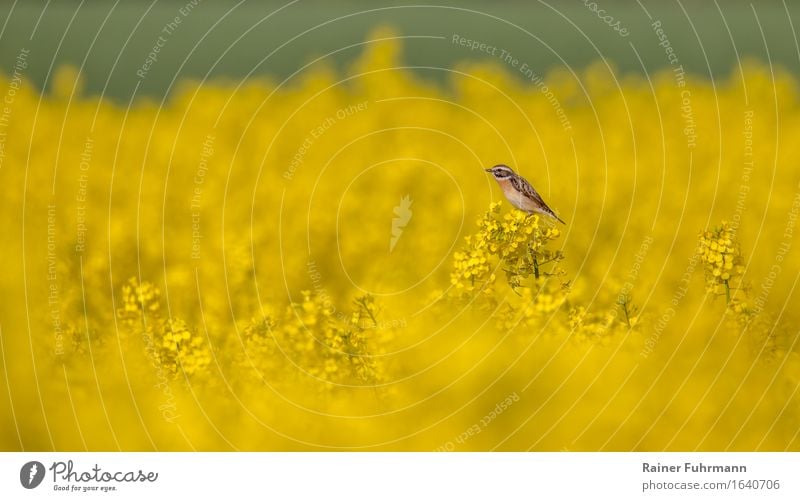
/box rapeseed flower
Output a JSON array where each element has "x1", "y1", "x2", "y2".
[{"x1": 2, "y1": 31, "x2": 798, "y2": 451}]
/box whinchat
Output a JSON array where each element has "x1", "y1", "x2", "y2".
[{"x1": 486, "y1": 164, "x2": 565, "y2": 224}]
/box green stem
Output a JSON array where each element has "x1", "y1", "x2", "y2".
[
  {"x1": 533, "y1": 255, "x2": 540, "y2": 280},
  {"x1": 366, "y1": 308, "x2": 378, "y2": 327},
  {"x1": 355, "y1": 297, "x2": 378, "y2": 327},
  {"x1": 724, "y1": 280, "x2": 731, "y2": 304},
  {"x1": 622, "y1": 302, "x2": 631, "y2": 327}
]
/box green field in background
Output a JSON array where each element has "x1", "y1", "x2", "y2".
[{"x1": 1, "y1": 0, "x2": 799, "y2": 100}]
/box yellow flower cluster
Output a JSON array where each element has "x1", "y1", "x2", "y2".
[
  {"x1": 450, "y1": 202, "x2": 564, "y2": 298},
  {"x1": 449, "y1": 203, "x2": 503, "y2": 297},
  {"x1": 158, "y1": 317, "x2": 211, "y2": 376},
  {"x1": 118, "y1": 278, "x2": 211, "y2": 377},
  {"x1": 240, "y1": 291, "x2": 385, "y2": 387},
  {"x1": 566, "y1": 305, "x2": 626, "y2": 344},
  {"x1": 2, "y1": 29, "x2": 799, "y2": 451},
  {"x1": 119, "y1": 277, "x2": 161, "y2": 318},
  {"x1": 449, "y1": 203, "x2": 570, "y2": 329},
  {"x1": 698, "y1": 222, "x2": 746, "y2": 304},
  {"x1": 494, "y1": 281, "x2": 570, "y2": 331}
]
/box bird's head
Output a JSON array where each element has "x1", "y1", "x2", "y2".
[{"x1": 485, "y1": 164, "x2": 515, "y2": 180}]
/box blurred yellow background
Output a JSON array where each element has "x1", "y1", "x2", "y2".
[{"x1": 1, "y1": 29, "x2": 799, "y2": 451}]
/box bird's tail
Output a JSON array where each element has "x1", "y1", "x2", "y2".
[{"x1": 547, "y1": 208, "x2": 566, "y2": 225}]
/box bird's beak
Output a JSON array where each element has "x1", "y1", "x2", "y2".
[{"x1": 484, "y1": 168, "x2": 493, "y2": 173}]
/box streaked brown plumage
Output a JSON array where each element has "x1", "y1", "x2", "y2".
[{"x1": 485, "y1": 164, "x2": 565, "y2": 224}]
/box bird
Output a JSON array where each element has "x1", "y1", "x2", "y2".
[{"x1": 485, "y1": 164, "x2": 565, "y2": 224}]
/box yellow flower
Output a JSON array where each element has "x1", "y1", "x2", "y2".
[
  {"x1": 698, "y1": 222, "x2": 745, "y2": 307},
  {"x1": 5, "y1": 31, "x2": 798, "y2": 452}
]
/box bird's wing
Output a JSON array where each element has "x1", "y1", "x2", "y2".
[{"x1": 513, "y1": 175, "x2": 566, "y2": 224}]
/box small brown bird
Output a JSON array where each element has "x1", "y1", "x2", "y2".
[{"x1": 486, "y1": 164, "x2": 565, "y2": 224}]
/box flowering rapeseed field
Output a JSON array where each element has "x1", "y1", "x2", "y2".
[{"x1": 1, "y1": 30, "x2": 799, "y2": 451}]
